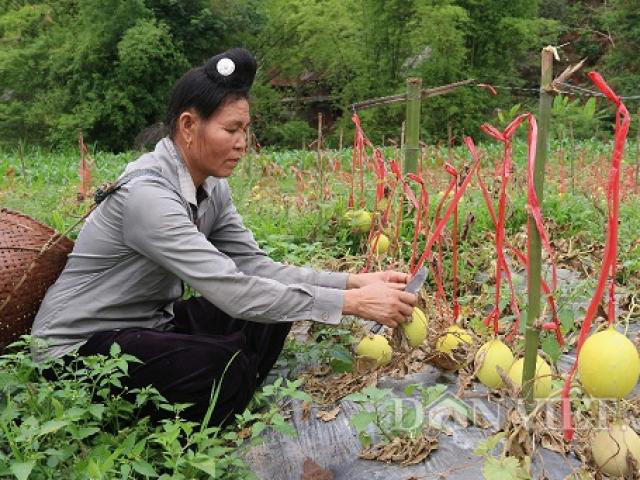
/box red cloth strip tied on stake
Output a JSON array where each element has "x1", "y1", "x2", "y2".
[
  {"x1": 406, "y1": 173, "x2": 429, "y2": 274},
  {"x1": 562, "y1": 72, "x2": 631, "y2": 442},
  {"x1": 425, "y1": 165, "x2": 460, "y2": 323},
  {"x1": 478, "y1": 114, "x2": 558, "y2": 336},
  {"x1": 445, "y1": 164, "x2": 461, "y2": 322},
  {"x1": 476, "y1": 160, "x2": 523, "y2": 338},
  {"x1": 363, "y1": 148, "x2": 389, "y2": 272},
  {"x1": 351, "y1": 113, "x2": 367, "y2": 209},
  {"x1": 350, "y1": 114, "x2": 399, "y2": 273},
  {"x1": 477, "y1": 172, "x2": 563, "y2": 345},
  {"x1": 413, "y1": 137, "x2": 481, "y2": 274}
]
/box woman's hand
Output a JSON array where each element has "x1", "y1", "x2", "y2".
[
  {"x1": 342, "y1": 282, "x2": 417, "y2": 328},
  {"x1": 347, "y1": 271, "x2": 410, "y2": 289}
]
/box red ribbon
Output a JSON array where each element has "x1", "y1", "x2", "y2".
[
  {"x1": 477, "y1": 171, "x2": 563, "y2": 345},
  {"x1": 413, "y1": 137, "x2": 482, "y2": 274},
  {"x1": 562, "y1": 72, "x2": 631, "y2": 442},
  {"x1": 477, "y1": 113, "x2": 557, "y2": 335},
  {"x1": 477, "y1": 83, "x2": 498, "y2": 96}
]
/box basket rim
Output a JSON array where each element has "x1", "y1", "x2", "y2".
[{"x1": 1, "y1": 207, "x2": 74, "y2": 244}]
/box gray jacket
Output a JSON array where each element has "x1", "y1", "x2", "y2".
[{"x1": 32, "y1": 138, "x2": 347, "y2": 359}]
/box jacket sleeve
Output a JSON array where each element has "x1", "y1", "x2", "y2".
[
  {"x1": 122, "y1": 180, "x2": 344, "y2": 325},
  {"x1": 206, "y1": 183, "x2": 349, "y2": 290}
]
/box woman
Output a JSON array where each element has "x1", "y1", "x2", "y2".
[{"x1": 32, "y1": 48, "x2": 417, "y2": 426}]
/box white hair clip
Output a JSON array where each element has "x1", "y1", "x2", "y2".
[{"x1": 216, "y1": 58, "x2": 235, "y2": 76}]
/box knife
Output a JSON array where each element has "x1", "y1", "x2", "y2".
[{"x1": 369, "y1": 266, "x2": 428, "y2": 334}]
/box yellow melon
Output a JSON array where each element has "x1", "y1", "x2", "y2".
[
  {"x1": 351, "y1": 210, "x2": 372, "y2": 233},
  {"x1": 591, "y1": 422, "x2": 640, "y2": 477},
  {"x1": 355, "y1": 334, "x2": 392, "y2": 366},
  {"x1": 508, "y1": 356, "x2": 552, "y2": 399},
  {"x1": 475, "y1": 339, "x2": 515, "y2": 390},
  {"x1": 436, "y1": 325, "x2": 472, "y2": 354},
  {"x1": 402, "y1": 307, "x2": 428, "y2": 348},
  {"x1": 369, "y1": 233, "x2": 390, "y2": 255},
  {"x1": 578, "y1": 327, "x2": 640, "y2": 399}
]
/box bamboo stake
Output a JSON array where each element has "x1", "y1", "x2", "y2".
[
  {"x1": 18, "y1": 140, "x2": 26, "y2": 181},
  {"x1": 317, "y1": 113, "x2": 323, "y2": 200},
  {"x1": 405, "y1": 78, "x2": 422, "y2": 174},
  {"x1": 569, "y1": 121, "x2": 575, "y2": 195},
  {"x1": 447, "y1": 122, "x2": 453, "y2": 164},
  {"x1": 246, "y1": 125, "x2": 253, "y2": 181},
  {"x1": 523, "y1": 48, "x2": 553, "y2": 412},
  {"x1": 635, "y1": 109, "x2": 640, "y2": 188},
  {"x1": 400, "y1": 121, "x2": 406, "y2": 174},
  {"x1": 339, "y1": 128, "x2": 343, "y2": 151},
  {"x1": 349, "y1": 79, "x2": 473, "y2": 111}
]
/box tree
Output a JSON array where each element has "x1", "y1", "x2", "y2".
[
  {"x1": 600, "y1": 0, "x2": 640, "y2": 94},
  {"x1": 0, "y1": 0, "x2": 259, "y2": 150}
]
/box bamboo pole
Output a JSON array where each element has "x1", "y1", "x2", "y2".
[
  {"x1": 246, "y1": 125, "x2": 253, "y2": 181},
  {"x1": 349, "y1": 79, "x2": 473, "y2": 111},
  {"x1": 317, "y1": 113, "x2": 323, "y2": 200},
  {"x1": 447, "y1": 122, "x2": 453, "y2": 164},
  {"x1": 569, "y1": 121, "x2": 575, "y2": 195},
  {"x1": 339, "y1": 128, "x2": 343, "y2": 151},
  {"x1": 18, "y1": 140, "x2": 26, "y2": 181},
  {"x1": 523, "y1": 48, "x2": 553, "y2": 412},
  {"x1": 635, "y1": 109, "x2": 640, "y2": 188},
  {"x1": 404, "y1": 77, "x2": 422, "y2": 174}
]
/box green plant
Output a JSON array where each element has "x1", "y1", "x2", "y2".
[
  {"x1": 551, "y1": 96, "x2": 603, "y2": 141},
  {"x1": 0, "y1": 337, "x2": 307, "y2": 479},
  {"x1": 279, "y1": 325, "x2": 356, "y2": 373},
  {"x1": 473, "y1": 432, "x2": 532, "y2": 480},
  {"x1": 236, "y1": 377, "x2": 311, "y2": 440},
  {"x1": 346, "y1": 384, "x2": 447, "y2": 447}
]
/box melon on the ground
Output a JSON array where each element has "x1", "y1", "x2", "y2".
[
  {"x1": 591, "y1": 422, "x2": 640, "y2": 477},
  {"x1": 355, "y1": 334, "x2": 392, "y2": 366},
  {"x1": 402, "y1": 307, "x2": 428, "y2": 348},
  {"x1": 508, "y1": 355, "x2": 552, "y2": 399},
  {"x1": 436, "y1": 325, "x2": 472, "y2": 354},
  {"x1": 369, "y1": 233, "x2": 389, "y2": 255},
  {"x1": 475, "y1": 339, "x2": 514, "y2": 390},
  {"x1": 578, "y1": 326, "x2": 640, "y2": 399}
]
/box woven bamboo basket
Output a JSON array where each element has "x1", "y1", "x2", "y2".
[{"x1": 0, "y1": 208, "x2": 74, "y2": 349}]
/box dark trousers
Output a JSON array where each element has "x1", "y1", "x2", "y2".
[{"x1": 76, "y1": 296, "x2": 292, "y2": 427}]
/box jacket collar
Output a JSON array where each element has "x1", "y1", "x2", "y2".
[{"x1": 156, "y1": 137, "x2": 216, "y2": 207}]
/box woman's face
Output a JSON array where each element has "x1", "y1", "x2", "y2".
[{"x1": 188, "y1": 97, "x2": 250, "y2": 181}]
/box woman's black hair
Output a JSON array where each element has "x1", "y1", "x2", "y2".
[{"x1": 165, "y1": 48, "x2": 257, "y2": 138}]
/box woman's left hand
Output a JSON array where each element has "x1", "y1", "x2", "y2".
[{"x1": 347, "y1": 271, "x2": 410, "y2": 289}]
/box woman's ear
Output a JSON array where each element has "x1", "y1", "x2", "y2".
[{"x1": 177, "y1": 110, "x2": 198, "y2": 147}]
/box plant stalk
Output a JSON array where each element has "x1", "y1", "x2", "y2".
[{"x1": 523, "y1": 48, "x2": 553, "y2": 412}]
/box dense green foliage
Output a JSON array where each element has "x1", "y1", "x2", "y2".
[
  {"x1": 0, "y1": 0, "x2": 638, "y2": 150},
  {"x1": 0, "y1": 339, "x2": 310, "y2": 479}
]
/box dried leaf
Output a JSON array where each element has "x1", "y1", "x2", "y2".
[
  {"x1": 77, "y1": 132, "x2": 94, "y2": 201},
  {"x1": 316, "y1": 406, "x2": 340, "y2": 422},
  {"x1": 301, "y1": 401, "x2": 312, "y2": 421},
  {"x1": 359, "y1": 430, "x2": 439, "y2": 465},
  {"x1": 301, "y1": 458, "x2": 333, "y2": 480}
]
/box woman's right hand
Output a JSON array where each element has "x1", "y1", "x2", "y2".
[{"x1": 342, "y1": 283, "x2": 417, "y2": 328}]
